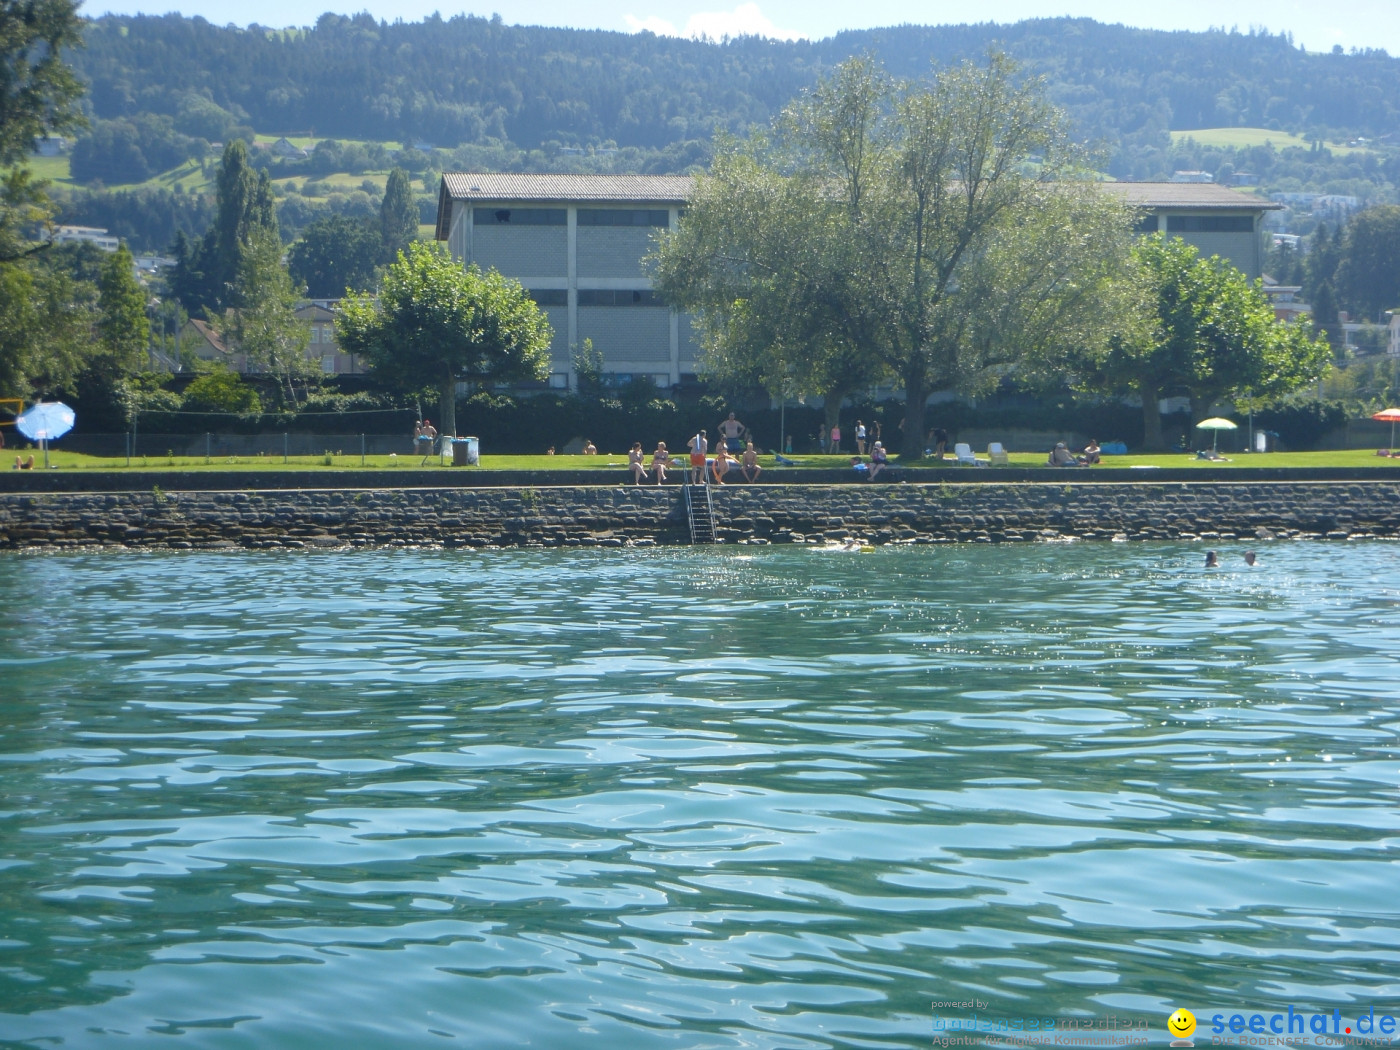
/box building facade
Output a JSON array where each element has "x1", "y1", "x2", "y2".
[
  {"x1": 1104, "y1": 183, "x2": 1279, "y2": 280},
  {"x1": 435, "y1": 173, "x2": 697, "y2": 389},
  {"x1": 435, "y1": 176, "x2": 1281, "y2": 391}
]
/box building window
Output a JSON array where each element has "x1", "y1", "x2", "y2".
[
  {"x1": 1132, "y1": 214, "x2": 1159, "y2": 234},
  {"x1": 576, "y1": 209, "x2": 670, "y2": 227},
  {"x1": 549, "y1": 372, "x2": 569, "y2": 389},
  {"x1": 577, "y1": 289, "x2": 660, "y2": 306},
  {"x1": 1166, "y1": 215, "x2": 1254, "y2": 233},
  {"x1": 474, "y1": 207, "x2": 567, "y2": 226},
  {"x1": 321, "y1": 355, "x2": 337, "y2": 373},
  {"x1": 527, "y1": 289, "x2": 568, "y2": 306},
  {"x1": 309, "y1": 326, "x2": 321, "y2": 344}
]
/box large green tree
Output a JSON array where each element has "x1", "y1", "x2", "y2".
[
  {"x1": 337, "y1": 241, "x2": 552, "y2": 436},
  {"x1": 1334, "y1": 206, "x2": 1400, "y2": 324},
  {"x1": 655, "y1": 146, "x2": 885, "y2": 432},
  {"x1": 0, "y1": 0, "x2": 84, "y2": 168},
  {"x1": 288, "y1": 214, "x2": 380, "y2": 298},
  {"x1": 1098, "y1": 235, "x2": 1331, "y2": 449},
  {"x1": 658, "y1": 55, "x2": 1135, "y2": 456}
]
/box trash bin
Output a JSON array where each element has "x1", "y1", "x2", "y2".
[{"x1": 451, "y1": 436, "x2": 479, "y2": 466}]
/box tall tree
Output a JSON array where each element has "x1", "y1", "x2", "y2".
[
  {"x1": 1335, "y1": 206, "x2": 1400, "y2": 323},
  {"x1": 96, "y1": 244, "x2": 151, "y2": 372},
  {"x1": 660, "y1": 55, "x2": 1135, "y2": 456},
  {"x1": 337, "y1": 241, "x2": 552, "y2": 437},
  {"x1": 170, "y1": 140, "x2": 278, "y2": 314},
  {"x1": 379, "y1": 166, "x2": 419, "y2": 264},
  {"x1": 1096, "y1": 236, "x2": 1331, "y2": 449},
  {"x1": 222, "y1": 227, "x2": 313, "y2": 408}
]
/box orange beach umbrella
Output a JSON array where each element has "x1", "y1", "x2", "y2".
[{"x1": 1372, "y1": 408, "x2": 1400, "y2": 449}]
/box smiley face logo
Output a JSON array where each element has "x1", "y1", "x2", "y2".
[{"x1": 1168, "y1": 1008, "x2": 1197, "y2": 1043}]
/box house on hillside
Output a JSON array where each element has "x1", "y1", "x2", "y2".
[
  {"x1": 52, "y1": 226, "x2": 119, "y2": 251},
  {"x1": 179, "y1": 305, "x2": 363, "y2": 376},
  {"x1": 1103, "y1": 183, "x2": 1279, "y2": 279},
  {"x1": 297, "y1": 303, "x2": 365, "y2": 374},
  {"x1": 1388, "y1": 311, "x2": 1400, "y2": 357},
  {"x1": 271, "y1": 137, "x2": 309, "y2": 159},
  {"x1": 180, "y1": 318, "x2": 248, "y2": 373}
]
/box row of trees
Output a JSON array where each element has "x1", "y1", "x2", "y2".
[
  {"x1": 656, "y1": 56, "x2": 1331, "y2": 455},
  {"x1": 72, "y1": 14, "x2": 1400, "y2": 158},
  {"x1": 1270, "y1": 207, "x2": 1400, "y2": 332}
]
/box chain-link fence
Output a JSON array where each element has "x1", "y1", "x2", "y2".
[{"x1": 48, "y1": 433, "x2": 454, "y2": 461}]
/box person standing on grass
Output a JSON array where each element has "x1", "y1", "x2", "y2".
[
  {"x1": 829, "y1": 423, "x2": 841, "y2": 453},
  {"x1": 855, "y1": 420, "x2": 866, "y2": 455},
  {"x1": 717, "y1": 412, "x2": 748, "y2": 454},
  {"x1": 817, "y1": 424, "x2": 828, "y2": 453}
]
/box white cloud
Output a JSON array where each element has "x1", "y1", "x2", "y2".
[{"x1": 625, "y1": 3, "x2": 807, "y2": 41}]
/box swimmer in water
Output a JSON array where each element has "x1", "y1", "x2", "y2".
[
  {"x1": 1244, "y1": 550, "x2": 1257, "y2": 566},
  {"x1": 1204, "y1": 550, "x2": 1219, "y2": 568}
]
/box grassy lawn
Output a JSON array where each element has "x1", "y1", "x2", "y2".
[
  {"x1": 12, "y1": 448, "x2": 1400, "y2": 474},
  {"x1": 1169, "y1": 127, "x2": 1378, "y2": 155}
]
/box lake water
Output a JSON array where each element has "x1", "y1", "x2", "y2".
[{"x1": 2, "y1": 543, "x2": 1398, "y2": 1049}]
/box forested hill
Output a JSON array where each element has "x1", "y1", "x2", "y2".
[{"x1": 74, "y1": 14, "x2": 1400, "y2": 169}]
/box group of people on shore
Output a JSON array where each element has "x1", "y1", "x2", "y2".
[
  {"x1": 816, "y1": 419, "x2": 882, "y2": 455},
  {"x1": 1048, "y1": 439, "x2": 1102, "y2": 467},
  {"x1": 628, "y1": 431, "x2": 764, "y2": 486}
]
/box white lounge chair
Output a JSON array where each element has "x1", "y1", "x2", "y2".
[
  {"x1": 988, "y1": 442, "x2": 1009, "y2": 466},
  {"x1": 953, "y1": 442, "x2": 986, "y2": 467}
]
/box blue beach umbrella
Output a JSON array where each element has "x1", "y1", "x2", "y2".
[{"x1": 16, "y1": 401, "x2": 76, "y2": 468}]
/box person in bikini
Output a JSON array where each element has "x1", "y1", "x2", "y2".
[{"x1": 651, "y1": 442, "x2": 670, "y2": 484}]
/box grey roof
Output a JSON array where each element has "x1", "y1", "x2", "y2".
[
  {"x1": 437, "y1": 173, "x2": 696, "y2": 239},
  {"x1": 1101, "y1": 182, "x2": 1282, "y2": 210},
  {"x1": 441, "y1": 173, "x2": 694, "y2": 204}
]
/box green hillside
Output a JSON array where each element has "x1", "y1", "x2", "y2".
[{"x1": 1170, "y1": 127, "x2": 1375, "y2": 155}]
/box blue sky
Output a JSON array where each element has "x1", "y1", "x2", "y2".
[{"x1": 84, "y1": 0, "x2": 1396, "y2": 57}]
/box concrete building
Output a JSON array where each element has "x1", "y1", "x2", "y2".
[
  {"x1": 435, "y1": 173, "x2": 696, "y2": 390},
  {"x1": 435, "y1": 176, "x2": 1283, "y2": 389},
  {"x1": 1103, "y1": 183, "x2": 1279, "y2": 279}
]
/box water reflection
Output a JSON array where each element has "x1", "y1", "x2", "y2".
[{"x1": 2, "y1": 544, "x2": 1399, "y2": 1048}]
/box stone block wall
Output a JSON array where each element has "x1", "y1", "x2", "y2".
[{"x1": 1, "y1": 482, "x2": 1397, "y2": 551}]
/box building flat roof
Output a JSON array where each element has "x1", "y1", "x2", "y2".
[
  {"x1": 436, "y1": 175, "x2": 1280, "y2": 239},
  {"x1": 441, "y1": 173, "x2": 694, "y2": 204},
  {"x1": 1102, "y1": 182, "x2": 1282, "y2": 210},
  {"x1": 437, "y1": 173, "x2": 696, "y2": 239}
]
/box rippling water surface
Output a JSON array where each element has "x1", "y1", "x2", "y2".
[{"x1": 2, "y1": 543, "x2": 1399, "y2": 1048}]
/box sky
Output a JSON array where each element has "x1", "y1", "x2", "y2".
[{"x1": 83, "y1": 0, "x2": 1397, "y2": 57}]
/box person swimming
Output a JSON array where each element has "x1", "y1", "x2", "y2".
[{"x1": 1205, "y1": 550, "x2": 1219, "y2": 568}]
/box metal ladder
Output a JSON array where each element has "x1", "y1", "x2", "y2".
[{"x1": 684, "y1": 483, "x2": 718, "y2": 544}]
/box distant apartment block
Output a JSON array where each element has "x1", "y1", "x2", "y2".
[{"x1": 1169, "y1": 170, "x2": 1213, "y2": 183}]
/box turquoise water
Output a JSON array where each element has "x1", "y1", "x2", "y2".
[{"x1": 1, "y1": 544, "x2": 1399, "y2": 1049}]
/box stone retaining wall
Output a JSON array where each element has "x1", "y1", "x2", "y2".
[{"x1": 2, "y1": 482, "x2": 1398, "y2": 550}]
